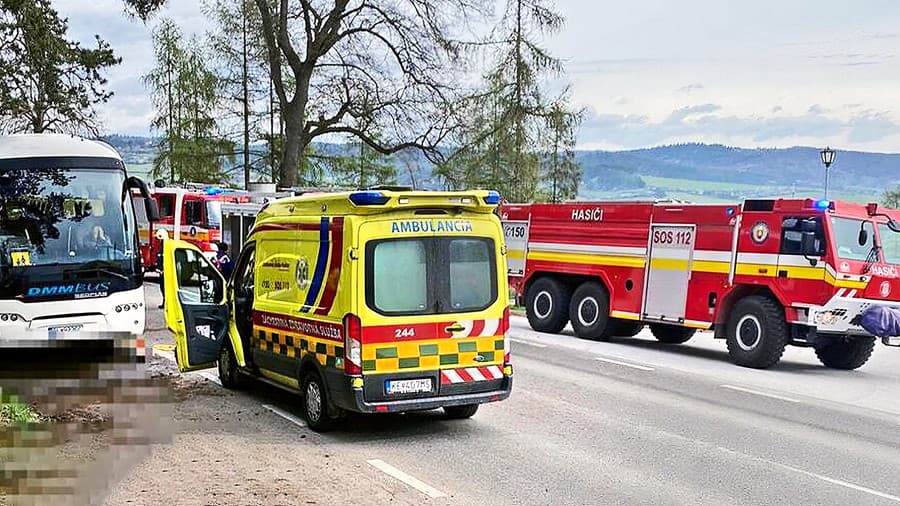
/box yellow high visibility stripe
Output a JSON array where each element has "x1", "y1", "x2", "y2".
[
  {"x1": 649, "y1": 258, "x2": 690, "y2": 271},
  {"x1": 610, "y1": 310, "x2": 641, "y2": 321},
  {"x1": 825, "y1": 270, "x2": 868, "y2": 290},
  {"x1": 527, "y1": 251, "x2": 645, "y2": 269},
  {"x1": 507, "y1": 250, "x2": 525, "y2": 260}
]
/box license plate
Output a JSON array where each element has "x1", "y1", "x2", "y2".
[
  {"x1": 385, "y1": 378, "x2": 432, "y2": 395},
  {"x1": 48, "y1": 324, "x2": 83, "y2": 340}
]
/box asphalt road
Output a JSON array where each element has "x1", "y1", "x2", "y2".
[{"x1": 130, "y1": 282, "x2": 900, "y2": 505}]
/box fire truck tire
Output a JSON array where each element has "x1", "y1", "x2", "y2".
[
  {"x1": 302, "y1": 372, "x2": 338, "y2": 432},
  {"x1": 726, "y1": 296, "x2": 788, "y2": 369},
  {"x1": 217, "y1": 341, "x2": 242, "y2": 389},
  {"x1": 814, "y1": 336, "x2": 875, "y2": 370},
  {"x1": 610, "y1": 320, "x2": 644, "y2": 338},
  {"x1": 526, "y1": 277, "x2": 572, "y2": 334},
  {"x1": 649, "y1": 323, "x2": 695, "y2": 344},
  {"x1": 444, "y1": 404, "x2": 479, "y2": 419},
  {"x1": 569, "y1": 281, "x2": 612, "y2": 341}
]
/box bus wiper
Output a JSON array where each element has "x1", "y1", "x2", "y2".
[{"x1": 65, "y1": 263, "x2": 129, "y2": 282}]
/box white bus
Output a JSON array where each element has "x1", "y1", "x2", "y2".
[{"x1": 0, "y1": 134, "x2": 158, "y2": 342}]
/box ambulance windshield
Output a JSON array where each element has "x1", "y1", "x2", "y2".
[{"x1": 366, "y1": 237, "x2": 497, "y2": 315}]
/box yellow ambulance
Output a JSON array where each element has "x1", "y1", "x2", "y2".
[{"x1": 162, "y1": 189, "x2": 512, "y2": 431}]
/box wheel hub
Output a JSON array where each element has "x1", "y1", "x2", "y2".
[
  {"x1": 737, "y1": 314, "x2": 762, "y2": 351},
  {"x1": 578, "y1": 297, "x2": 599, "y2": 327},
  {"x1": 534, "y1": 291, "x2": 553, "y2": 319}
]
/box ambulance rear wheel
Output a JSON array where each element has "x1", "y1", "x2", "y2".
[
  {"x1": 302, "y1": 372, "x2": 337, "y2": 432},
  {"x1": 569, "y1": 281, "x2": 612, "y2": 341},
  {"x1": 814, "y1": 335, "x2": 875, "y2": 370},
  {"x1": 443, "y1": 404, "x2": 479, "y2": 419},
  {"x1": 526, "y1": 277, "x2": 571, "y2": 334},
  {"x1": 650, "y1": 323, "x2": 695, "y2": 344},
  {"x1": 726, "y1": 296, "x2": 788, "y2": 369}
]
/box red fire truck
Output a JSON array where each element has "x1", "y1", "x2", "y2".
[
  {"x1": 136, "y1": 186, "x2": 250, "y2": 269},
  {"x1": 501, "y1": 198, "x2": 900, "y2": 370}
]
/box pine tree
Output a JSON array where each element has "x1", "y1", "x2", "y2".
[
  {"x1": 541, "y1": 98, "x2": 582, "y2": 202},
  {"x1": 0, "y1": 0, "x2": 120, "y2": 135}
]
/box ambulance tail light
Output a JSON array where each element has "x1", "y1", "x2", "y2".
[{"x1": 343, "y1": 313, "x2": 362, "y2": 375}]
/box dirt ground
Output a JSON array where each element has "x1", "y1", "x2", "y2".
[{"x1": 1, "y1": 280, "x2": 429, "y2": 506}]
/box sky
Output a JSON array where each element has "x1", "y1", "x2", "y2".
[{"x1": 54, "y1": 0, "x2": 900, "y2": 153}]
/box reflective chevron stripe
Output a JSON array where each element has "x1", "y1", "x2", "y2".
[{"x1": 440, "y1": 366, "x2": 504, "y2": 384}]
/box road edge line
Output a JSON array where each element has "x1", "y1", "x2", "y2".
[
  {"x1": 595, "y1": 356, "x2": 655, "y2": 371},
  {"x1": 366, "y1": 459, "x2": 447, "y2": 499},
  {"x1": 262, "y1": 404, "x2": 307, "y2": 428},
  {"x1": 720, "y1": 384, "x2": 799, "y2": 403}
]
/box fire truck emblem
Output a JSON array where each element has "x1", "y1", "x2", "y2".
[
  {"x1": 881, "y1": 281, "x2": 891, "y2": 298},
  {"x1": 840, "y1": 261, "x2": 850, "y2": 272},
  {"x1": 750, "y1": 221, "x2": 769, "y2": 244}
]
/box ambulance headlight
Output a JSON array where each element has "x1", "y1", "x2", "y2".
[
  {"x1": 349, "y1": 191, "x2": 389, "y2": 206},
  {"x1": 484, "y1": 191, "x2": 501, "y2": 205}
]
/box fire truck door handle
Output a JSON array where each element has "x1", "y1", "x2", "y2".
[{"x1": 777, "y1": 270, "x2": 788, "y2": 278}]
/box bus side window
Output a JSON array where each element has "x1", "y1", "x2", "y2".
[{"x1": 780, "y1": 217, "x2": 825, "y2": 255}]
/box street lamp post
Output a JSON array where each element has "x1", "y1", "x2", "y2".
[{"x1": 820, "y1": 146, "x2": 836, "y2": 199}]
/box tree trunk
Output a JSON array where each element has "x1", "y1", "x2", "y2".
[
  {"x1": 280, "y1": 101, "x2": 302, "y2": 188},
  {"x1": 241, "y1": 0, "x2": 250, "y2": 190}
]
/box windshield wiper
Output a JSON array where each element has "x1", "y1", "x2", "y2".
[
  {"x1": 863, "y1": 244, "x2": 880, "y2": 274},
  {"x1": 64, "y1": 261, "x2": 130, "y2": 282}
]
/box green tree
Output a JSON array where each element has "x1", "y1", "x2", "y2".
[
  {"x1": 883, "y1": 186, "x2": 900, "y2": 209},
  {"x1": 144, "y1": 19, "x2": 233, "y2": 184},
  {"x1": 330, "y1": 137, "x2": 397, "y2": 189},
  {"x1": 540, "y1": 97, "x2": 582, "y2": 202},
  {"x1": 0, "y1": 0, "x2": 120, "y2": 135},
  {"x1": 441, "y1": 0, "x2": 577, "y2": 203}
]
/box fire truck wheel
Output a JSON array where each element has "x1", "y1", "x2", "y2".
[
  {"x1": 726, "y1": 296, "x2": 788, "y2": 369},
  {"x1": 649, "y1": 323, "x2": 695, "y2": 344},
  {"x1": 302, "y1": 372, "x2": 337, "y2": 432},
  {"x1": 443, "y1": 404, "x2": 479, "y2": 419},
  {"x1": 569, "y1": 281, "x2": 612, "y2": 341},
  {"x1": 610, "y1": 320, "x2": 644, "y2": 338},
  {"x1": 217, "y1": 341, "x2": 242, "y2": 389},
  {"x1": 525, "y1": 277, "x2": 572, "y2": 334},
  {"x1": 814, "y1": 335, "x2": 875, "y2": 370}
]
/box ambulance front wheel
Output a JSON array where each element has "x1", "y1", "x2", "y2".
[
  {"x1": 569, "y1": 281, "x2": 612, "y2": 341},
  {"x1": 725, "y1": 296, "x2": 788, "y2": 369},
  {"x1": 217, "y1": 342, "x2": 242, "y2": 389},
  {"x1": 443, "y1": 404, "x2": 479, "y2": 419},
  {"x1": 525, "y1": 277, "x2": 571, "y2": 334}
]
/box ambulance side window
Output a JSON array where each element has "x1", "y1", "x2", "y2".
[{"x1": 780, "y1": 217, "x2": 825, "y2": 255}]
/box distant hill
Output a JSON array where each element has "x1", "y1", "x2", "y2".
[{"x1": 101, "y1": 136, "x2": 899, "y2": 203}]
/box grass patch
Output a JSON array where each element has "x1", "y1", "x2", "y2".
[{"x1": 0, "y1": 399, "x2": 40, "y2": 426}]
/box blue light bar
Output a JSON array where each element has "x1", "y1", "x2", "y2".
[
  {"x1": 204, "y1": 187, "x2": 224, "y2": 195},
  {"x1": 814, "y1": 199, "x2": 831, "y2": 210},
  {"x1": 483, "y1": 191, "x2": 501, "y2": 205},
  {"x1": 349, "y1": 191, "x2": 390, "y2": 206}
]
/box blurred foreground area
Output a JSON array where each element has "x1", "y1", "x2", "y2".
[{"x1": 0, "y1": 337, "x2": 173, "y2": 506}]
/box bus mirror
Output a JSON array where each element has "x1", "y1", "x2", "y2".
[
  {"x1": 858, "y1": 227, "x2": 869, "y2": 247},
  {"x1": 146, "y1": 199, "x2": 160, "y2": 222}
]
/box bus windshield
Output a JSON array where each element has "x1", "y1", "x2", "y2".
[{"x1": 0, "y1": 167, "x2": 138, "y2": 271}]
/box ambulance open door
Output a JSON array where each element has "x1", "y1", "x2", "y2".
[
  {"x1": 642, "y1": 225, "x2": 696, "y2": 323},
  {"x1": 163, "y1": 239, "x2": 230, "y2": 372}
]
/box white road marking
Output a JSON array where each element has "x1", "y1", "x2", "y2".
[
  {"x1": 153, "y1": 346, "x2": 221, "y2": 385},
  {"x1": 595, "y1": 356, "x2": 655, "y2": 371},
  {"x1": 721, "y1": 384, "x2": 800, "y2": 403},
  {"x1": 262, "y1": 404, "x2": 307, "y2": 428},
  {"x1": 198, "y1": 370, "x2": 221, "y2": 385},
  {"x1": 153, "y1": 347, "x2": 175, "y2": 362},
  {"x1": 716, "y1": 446, "x2": 900, "y2": 503},
  {"x1": 366, "y1": 459, "x2": 447, "y2": 499},
  {"x1": 509, "y1": 338, "x2": 548, "y2": 348}
]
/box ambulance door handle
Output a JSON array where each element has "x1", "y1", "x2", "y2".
[{"x1": 445, "y1": 324, "x2": 465, "y2": 333}]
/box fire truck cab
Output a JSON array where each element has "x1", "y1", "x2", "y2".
[
  {"x1": 502, "y1": 198, "x2": 900, "y2": 370},
  {"x1": 163, "y1": 189, "x2": 512, "y2": 430},
  {"x1": 138, "y1": 186, "x2": 250, "y2": 268}
]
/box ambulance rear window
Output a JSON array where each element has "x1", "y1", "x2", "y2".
[{"x1": 366, "y1": 237, "x2": 497, "y2": 316}]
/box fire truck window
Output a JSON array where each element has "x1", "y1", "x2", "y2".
[
  {"x1": 831, "y1": 217, "x2": 873, "y2": 261},
  {"x1": 878, "y1": 223, "x2": 900, "y2": 264},
  {"x1": 157, "y1": 195, "x2": 175, "y2": 218},
  {"x1": 780, "y1": 217, "x2": 824, "y2": 255},
  {"x1": 183, "y1": 201, "x2": 203, "y2": 226},
  {"x1": 206, "y1": 201, "x2": 222, "y2": 228}
]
